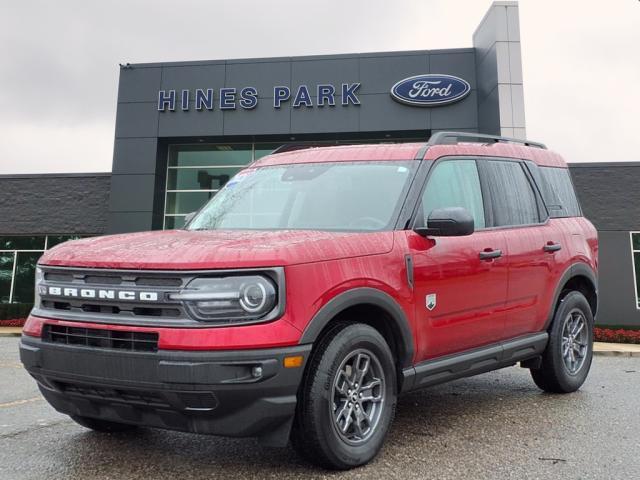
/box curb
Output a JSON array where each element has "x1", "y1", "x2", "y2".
[
  {"x1": 0, "y1": 329, "x2": 23, "y2": 337},
  {"x1": 594, "y1": 350, "x2": 640, "y2": 358}
]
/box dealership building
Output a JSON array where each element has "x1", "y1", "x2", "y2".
[{"x1": 1, "y1": 1, "x2": 639, "y2": 328}]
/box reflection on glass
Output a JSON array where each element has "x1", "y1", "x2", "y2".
[
  {"x1": 169, "y1": 145, "x2": 252, "y2": 167},
  {"x1": 166, "y1": 192, "x2": 215, "y2": 215},
  {"x1": 254, "y1": 143, "x2": 283, "y2": 160},
  {"x1": 47, "y1": 235, "x2": 83, "y2": 249},
  {"x1": 164, "y1": 216, "x2": 186, "y2": 230},
  {"x1": 12, "y1": 252, "x2": 41, "y2": 303},
  {"x1": 167, "y1": 167, "x2": 243, "y2": 191},
  {"x1": 0, "y1": 236, "x2": 45, "y2": 250},
  {"x1": 0, "y1": 253, "x2": 15, "y2": 303}
]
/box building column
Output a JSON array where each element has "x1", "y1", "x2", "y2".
[{"x1": 474, "y1": 1, "x2": 526, "y2": 138}]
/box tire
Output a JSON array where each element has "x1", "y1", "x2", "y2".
[
  {"x1": 70, "y1": 415, "x2": 137, "y2": 433},
  {"x1": 291, "y1": 322, "x2": 397, "y2": 470},
  {"x1": 531, "y1": 291, "x2": 594, "y2": 393}
]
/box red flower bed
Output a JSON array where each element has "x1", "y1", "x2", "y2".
[
  {"x1": 594, "y1": 327, "x2": 640, "y2": 345},
  {"x1": 0, "y1": 318, "x2": 25, "y2": 328}
]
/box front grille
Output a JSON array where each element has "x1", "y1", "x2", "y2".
[
  {"x1": 40, "y1": 300, "x2": 181, "y2": 318},
  {"x1": 44, "y1": 324, "x2": 159, "y2": 352},
  {"x1": 44, "y1": 272, "x2": 184, "y2": 287},
  {"x1": 56, "y1": 381, "x2": 170, "y2": 408},
  {"x1": 37, "y1": 266, "x2": 191, "y2": 324}
]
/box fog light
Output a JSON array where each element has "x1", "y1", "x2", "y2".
[{"x1": 252, "y1": 366, "x2": 263, "y2": 378}]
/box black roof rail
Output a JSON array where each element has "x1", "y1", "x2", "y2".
[{"x1": 427, "y1": 131, "x2": 547, "y2": 149}]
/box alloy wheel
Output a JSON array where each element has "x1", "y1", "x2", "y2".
[
  {"x1": 331, "y1": 348, "x2": 386, "y2": 445},
  {"x1": 561, "y1": 309, "x2": 589, "y2": 375}
]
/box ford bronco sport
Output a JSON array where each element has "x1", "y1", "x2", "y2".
[{"x1": 20, "y1": 132, "x2": 597, "y2": 469}]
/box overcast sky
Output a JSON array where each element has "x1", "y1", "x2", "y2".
[{"x1": 0, "y1": 0, "x2": 638, "y2": 174}]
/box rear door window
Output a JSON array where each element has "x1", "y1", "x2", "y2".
[{"x1": 482, "y1": 160, "x2": 540, "y2": 227}]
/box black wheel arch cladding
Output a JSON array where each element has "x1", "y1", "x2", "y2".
[
  {"x1": 545, "y1": 262, "x2": 597, "y2": 329},
  {"x1": 299, "y1": 287, "x2": 415, "y2": 369}
]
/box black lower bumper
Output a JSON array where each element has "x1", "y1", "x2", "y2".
[{"x1": 19, "y1": 336, "x2": 311, "y2": 446}]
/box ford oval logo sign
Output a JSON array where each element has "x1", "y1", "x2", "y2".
[{"x1": 390, "y1": 74, "x2": 471, "y2": 107}]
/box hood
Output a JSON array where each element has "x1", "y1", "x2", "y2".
[{"x1": 39, "y1": 229, "x2": 394, "y2": 270}]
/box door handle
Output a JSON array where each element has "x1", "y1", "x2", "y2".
[
  {"x1": 479, "y1": 249, "x2": 502, "y2": 260},
  {"x1": 543, "y1": 242, "x2": 562, "y2": 253}
]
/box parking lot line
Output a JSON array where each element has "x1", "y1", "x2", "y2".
[
  {"x1": 0, "y1": 362, "x2": 22, "y2": 368},
  {"x1": 0, "y1": 397, "x2": 42, "y2": 409}
]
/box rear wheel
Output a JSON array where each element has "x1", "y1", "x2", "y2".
[
  {"x1": 70, "y1": 415, "x2": 137, "y2": 433},
  {"x1": 530, "y1": 291, "x2": 594, "y2": 393},
  {"x1": 291, "y1": 323, "x2": 396, "y2": 470}
]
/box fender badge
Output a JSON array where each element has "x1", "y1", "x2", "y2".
[{"x1": 426, "y1": 293, "x2": 437, "y2": 311}]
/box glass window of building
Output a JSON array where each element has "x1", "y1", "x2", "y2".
[
  {"x1": 0, "y1": 235, "x2": 87, "y2": 305},
  {"x1": 631, "y1": 232, "x2": 640, "y2": 309},
  {"x1": 164, "y1": 138, "x2": 424, "y2": 230},
  {"x1": 164, "y1": 144, "x2": 254, "y2": 229}
]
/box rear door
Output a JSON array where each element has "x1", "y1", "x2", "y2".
[
  {"x1": 479, "y1": 159, "x2": 568, "y2": 337},
  {"x1": 409, "y1": 158, "x2": 508, "y2": 361}
]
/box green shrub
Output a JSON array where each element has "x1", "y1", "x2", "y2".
[{"x1": 0, "y1": 303, "x2": 33, "y2": 320}]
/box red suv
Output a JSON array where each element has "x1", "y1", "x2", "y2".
[{"x1": 20, "y1": 132, "x2": 597, "y2": 469}]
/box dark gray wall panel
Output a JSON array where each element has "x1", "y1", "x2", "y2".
[
  {"x1": 595, "y1": 230, "x2": 640, "y2": 327},
  {"x1": 223, "y1": 106, "x2": 290, "y2": 135},
  {"x1": 477, "y1": 86, "x2": 500, "y2": 135},
  {"x1": 160, "y1": 64, "x2": 226, "y2": 91},
  {"x1": 107, "y1": 211, "x2": 154, "y2": 233},
  {"x1": 112, "y1": 138, "x2": 159, "y2": 175},
  {"x1": 117, "y1": 67, "x2": 162, "y2": 103},
  {"x1": 0, "y1": 174, "x2": 110, "y2": 234},
  {"x1": 290, "y1": 102, "x2": 359, "y2": 134},
  {"x1": 115, "y1": 102, "x2": 158, "y2": 138},
  {"x1": 358, "y1": 94, "x2": 429, "y2": 132},
  {"x1": 118, "y1": 48, "x2": 487, "y2": 142},
  {"x1": 358, "y1": 54, "x2": 429, "y2": 94},
  {"x1": 430, "y1": 52, "x2": 477, "y2": 89},
  {"x1": 225, "y1": 62, "x2": 291, "y2": 98},
  {"x1": 290, "y1": 58, "x2": 359, "y2": 89},
  {"x1": 431, "y1": 91, "x2": 478, "y2": 130},
  {"x1": 475, "y1": 43, "x2": 498, "y2": 101},
  {"x1": 108, "y1": 174, "x2": 156, "y2": 212},
  {"x1": 570, "y1": 165, "x2": 640, "y2": 231},
  {"x1": 158, "y1": 108, "x2": 223, "y2": 137}
]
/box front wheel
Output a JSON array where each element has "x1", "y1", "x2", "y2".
[
  {"x1": 531, "y1": 291, "x2": 594, "y2": 393},
  {"x1": 291, "y1": 323, "x2": 397, "y2": 469}
]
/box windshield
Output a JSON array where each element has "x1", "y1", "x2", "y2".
[{"x1": 187, "y1": 161, "x2": 417, "y2": 232}]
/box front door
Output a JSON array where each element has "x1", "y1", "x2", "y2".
[{"x1": 409, "y1": 158, "x2": 508, "y2": 361}]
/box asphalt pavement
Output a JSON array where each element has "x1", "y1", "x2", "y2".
[{"x1": 1, "y1": 336, "x2": 639, "y2": 479}]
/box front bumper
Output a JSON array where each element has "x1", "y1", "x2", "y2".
[{"x1": 20, "y1": 336, "x2": 311, "y2": 445}]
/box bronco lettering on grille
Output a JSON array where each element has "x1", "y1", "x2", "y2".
[{"x1": 44, "y1": 286, "x2": 158, "y2": 302}]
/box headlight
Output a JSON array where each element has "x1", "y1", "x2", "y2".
[
  {"x1": 34, "y1": 266, "x2": 44, "y2": 307},
  {"x1": 169, "y1": 275, "x2": 278, "y2": 323}
]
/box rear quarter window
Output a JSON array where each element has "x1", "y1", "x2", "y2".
[{"x1": 536, "y1": 167, "x2": 582, "y2": 218}]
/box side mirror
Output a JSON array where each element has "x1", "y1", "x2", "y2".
[
  {"x1": 414, "y1": 207, "x2": 475, "y2": 237},
  {"x1": 184, "y1": 211, "x2": 197, "y2": 226}
]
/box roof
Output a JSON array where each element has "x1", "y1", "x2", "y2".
[
  {"x1": 424, "y1": 143, "x2": 567, "y2": 167},
  {"x1": 254, "y1": 143, "x2": 426, "y2": 166},
  {"x1": 253, "y1": 141, "x2": 567, "y2": 168}
]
